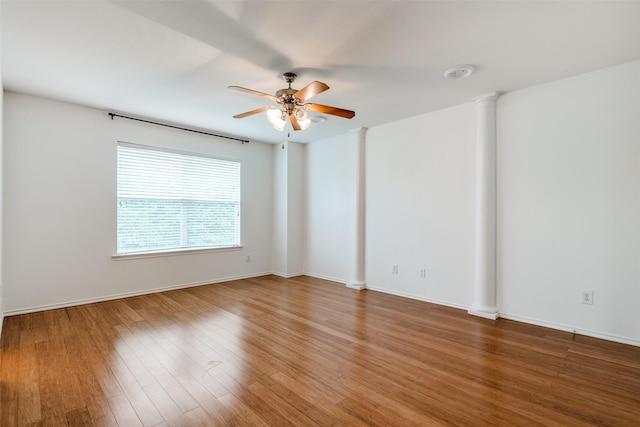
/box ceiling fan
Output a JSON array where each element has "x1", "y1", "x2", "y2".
[{"x1": 229, "y1": 72, "x2": 355, "y2": 131}]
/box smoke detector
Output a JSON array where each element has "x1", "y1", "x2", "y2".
[
  {"x1": 309, "y1": 116, "x2": 327, "y2": 124},
  {"x1": 444, "y1": 65, "x2": 475, "y2": 79}
]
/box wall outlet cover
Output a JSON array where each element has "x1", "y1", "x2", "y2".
[{"x1": 581, "y1": 291, "x2": 594, "y2": 305}]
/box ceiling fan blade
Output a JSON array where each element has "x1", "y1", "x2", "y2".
[
  {"x1": 294, "y1": 81, "x2": 330, "y2": 102},
  {"x1": 307, "y1": 103, "x2": 356, "y2": 119},
  {"x1": 233, "y1": 106, "x2": 271, "y2": 119},
  {"x1": 289, "y1": 114, "x2": 302, "y2": 131},
  {"x1": 228, "y1": 86, "x2": 277, "y2": 101}
]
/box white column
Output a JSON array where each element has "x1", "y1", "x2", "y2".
[
  {"x1": 347, "y1": 127, "x2": 367, "y2": 290},
  {"x1": 271, "y1": 139, "x2": 288, "y2": 276},
  {"x1": 272, "y1": 135, "x2": 304, "y2": 278},
  {"x1": 469, "y1": 92, "x2": 500, "y2": 319}
]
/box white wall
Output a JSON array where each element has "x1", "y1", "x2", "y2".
[
  {"x1": 3, "y1": 92, "x2": 273, "y2": 313},
  {"x1": 365, "y1": 104, "x2": 477, "y2": 308},
  {"x1": 304, "y1": 132, "x2": 357, "y2": 283},
  {"x1": 498, "y1": 60, "x2": 640, "y2": 344}
]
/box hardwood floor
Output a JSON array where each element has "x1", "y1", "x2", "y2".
[{"x1": 1, "y1": 275, "x2": 639, "y2": 426}]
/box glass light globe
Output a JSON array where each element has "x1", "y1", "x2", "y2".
[
  {"x1": 295, "y1": 107, "x2": 308, "y2": 121},
  {"x1": 273, "y1": 119, "x2": 285, "y2": 131},
  {"x1": 298, "y1": 118, "x2": 311, "y2": 130},
  {"x1": 267, "y1": 108, "x2": 283, "y2": 124},
  {"x1": 267, "y1": 108, "x2": 286, "y2": 130}
]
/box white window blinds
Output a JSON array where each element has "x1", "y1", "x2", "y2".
[{"x1": 117, "y1": 142, "x2": 241, "y2": 255}]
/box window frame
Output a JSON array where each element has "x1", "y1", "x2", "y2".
[{"x1": 114, "y1": 141, "x2": 242, "y2": 259}]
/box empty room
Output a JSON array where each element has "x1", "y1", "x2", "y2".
[{"x1": 1, "y1": 1, "x2": 639, "y2": 426}]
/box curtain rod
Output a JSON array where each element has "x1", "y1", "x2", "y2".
[{"x1": 108, "y1": 112, "x2": 250, "y2": 144}]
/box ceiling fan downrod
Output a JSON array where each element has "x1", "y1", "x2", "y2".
[{"x1": 281, "y1": 72, "x2": 297, "y2": 85}]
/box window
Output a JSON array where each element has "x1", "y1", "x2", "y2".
[{"x1": 117, "y1": 142, "x2": 241, "y2": 255}]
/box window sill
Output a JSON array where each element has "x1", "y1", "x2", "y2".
[{"x1": 112, "y1": 245, "x2": 243, "y2": 260}]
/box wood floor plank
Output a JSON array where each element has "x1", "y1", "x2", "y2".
[
  {"x1": 1, "y1": 318, "x2": 21, "y2": 426},
  {"x1": 142, "y1": 330, "x2": 231, "y2": 399},
  {"x1": 173, "y1": 373, "x2": 230, "y2": 426},
  {"x1": 61, "y1": 333, "x2": 118, "y2": 427},
  {"x1": 217, "y1": 393, "x2": 270, "y2": 427},
  {"x1": 246, "y1": 373, "x2": 341, "y2": 425},
  {"x1": 183, "y1": 406, "x2": 218, "y2": 427},
  {"x1": 35, "y1": 341, "x2": 67, "y2": 426},
  {"x1": 268, "y1": 371, "x2": 371, "y2": 426},
  {"x1": 111, "y1": 326, "x2": 158, "y2": 388},
  {"x1": 65, "y1": 407, "x2": 93, "y2": 427},
  {"x1": 107, "y1": 393, "x2": 143, "y2": 427},
  {"x1": 106, "y1": 358, "x2": 165, "y2": 426},
  {"x1": 142, "y1": 381, "x2": 185, "y2": 426},
  {"x1": 1, "y1": 275, "x2": 639, "y2": 426},
  {"x1": 17, "y1": 329, "x2": 41, "y2": 426},
  {"x1": 65, "y1": 306, "x2": 125, "y2": 400}
]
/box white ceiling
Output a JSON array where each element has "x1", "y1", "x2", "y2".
[{"x1": 2, "y1": 1, "x2": 639, "y2": 144}]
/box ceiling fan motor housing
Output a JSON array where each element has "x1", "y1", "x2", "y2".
[
  {"x1": 277, "y1": 72, "x2": 301, "y2": 114},
  {"x1": 275, "y1": 88, "x2": 298, "y2": 99}
]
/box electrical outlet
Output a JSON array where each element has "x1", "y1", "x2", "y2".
[
  {"x1": 420, "y1": 268, "x2": 426, "y2": 278},
  {"x1": 581, "y1": 291, "x2": 593, "y2": 305},
  {"x1": 246, "y1": 254, "x2": 251, "y2": 262},
  {"x1": 392, "y1": 265, "x2": 398, "y2": 274}
]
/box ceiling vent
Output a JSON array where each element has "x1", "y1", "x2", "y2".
[{"x1": 444, "y1": 65, "x2": 475, "y2": 79}]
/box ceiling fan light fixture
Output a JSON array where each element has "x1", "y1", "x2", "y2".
[{"x1": 230, "y1": 72, "x2": 355, "y2": 132}]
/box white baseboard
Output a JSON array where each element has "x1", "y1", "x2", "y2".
[
  {"x1": 3, "y1": 271, "x2": 272, "y2": 316},
  {"x1": 499, "y1": 312, "x2": 640, "y2": 348},
  {"x1": 365, "y1": 284, "x2": 468, "y2": 311},
  {"x1": 303, "y1": 272, "x2": 349, "y2": 286},
  {"x1": 303, "y1": 273, "x2": 365, "y2": 290},
  {"x1": 366, "y1": 285, "x2": 639, "y2": 347},
  {"x1": 271, "y1": 272, "x2": 304, "y2": 279}
]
